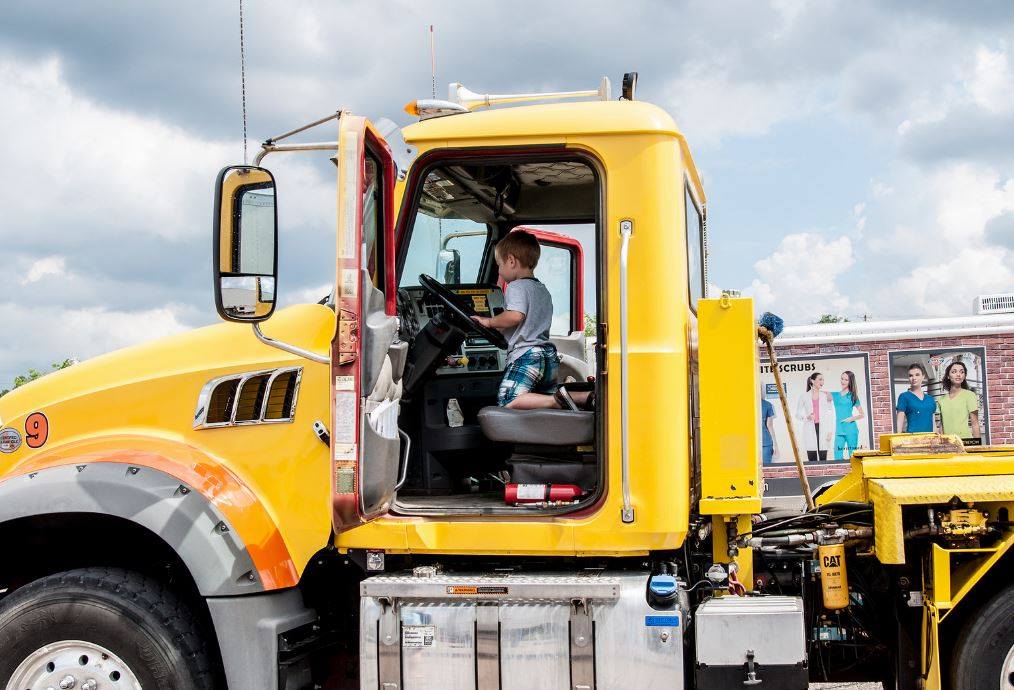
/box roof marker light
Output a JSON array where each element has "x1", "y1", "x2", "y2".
[{"x1": 404, "y1": 99, "x2": 469, "y2": 120}]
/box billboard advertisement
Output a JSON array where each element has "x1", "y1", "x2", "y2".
[
  {"x1": 760, "y1": 353, "x2": 874, "y2": 496},
  {"x1": 889, "y1": 347, "x2": 989, "y2": 445}
]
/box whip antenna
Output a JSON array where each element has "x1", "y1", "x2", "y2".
[
  {"x1": 238, "y1": 0, "x2": 248, "y2": 164},
  {"x1": 429, "y1": 24, "x2": 437, "y2": 98}
]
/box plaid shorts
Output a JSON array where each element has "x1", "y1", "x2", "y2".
[{"x1": 498, "y1": 345, "x2": 559, "y2": 406}]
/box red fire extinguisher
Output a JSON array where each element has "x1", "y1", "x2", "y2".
[{"x1": 505, "y1": 483, "x2": 584, "y2": 505}]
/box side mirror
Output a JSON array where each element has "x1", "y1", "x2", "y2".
[
  {"x1": 213, "y1": 165, "x2": 278, "y2": 322},
  {"x1": 437, "y1": 248, "x2": 461, "y2": 284}
]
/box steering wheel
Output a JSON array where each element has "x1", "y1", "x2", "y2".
[{"x1": 418, "y1": 274, "x2": 508, "y2": 350}]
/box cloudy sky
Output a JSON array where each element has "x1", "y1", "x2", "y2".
[{"x1": 3, "y1": 1, "x2": 1014, "y2": 386}]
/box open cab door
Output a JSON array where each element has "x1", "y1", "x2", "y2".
[{"x1": 331, "y1": 115, "x2": 406, "y2": 533}]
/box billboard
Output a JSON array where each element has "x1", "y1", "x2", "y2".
[
  {"x1": 760, "y1": 353, "x2": 874, "y2": 496},
  {"x1": 888, "y1": 347, "x2": 990, "y2": 445}
]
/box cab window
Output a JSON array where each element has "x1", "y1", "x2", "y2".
[
  {"x1": 685, "y1": 183, "x2": 705, "y2": 310},
  {"x1": 534, "y1": 242, "x2": 573, "y2": 336},
  {"x1": 399, "y1": 172, "x2": 488, "y2": 287}
]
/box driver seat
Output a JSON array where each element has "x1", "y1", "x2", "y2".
[
  {"x1": 478, "y1": 406, "x2": 596, "y2": 489},
  {"x1": 477, "y1": 407, "x2": 594, "y2": 446}
]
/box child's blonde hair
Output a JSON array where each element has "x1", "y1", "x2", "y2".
[{"x1": 495, "y1": 229, "x2": 541, "y2": 268}]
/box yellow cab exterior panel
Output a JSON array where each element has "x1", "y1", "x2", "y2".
[
  {"x1": 696, "y1": 297, "x2": 761, "y2": 515},
  {"x1": 0, "y1": 304, "x2": 335, "y2": 584},
  {"x1": 337, "y1": 101, "x2": 699, "y2": 556}
]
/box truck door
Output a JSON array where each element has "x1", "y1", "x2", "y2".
[
  {"x1": 528, "y1": 228, "x2": 589, "y2": 381},
  {"x1": 331, "y1": 115, "x2": 406, "y2": 533}
]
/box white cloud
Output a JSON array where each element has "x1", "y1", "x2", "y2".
[
  {"x1": 966, "y1": 46, "x2": 1014, "y2": 113},
  {"x1": 0, "y1": 56, "x2": 235, "y2": 241},
  {"x1": 663, "y1": 64, "x2": 815, "y2": 146},
  {"x1": 20, "y1": 256, "x2": 66, "y2": 285},
  {"x1": 861, "y1": 162, "x2": 1014, "y2": 317},
  {"x1": 745, "y1": 233, "x2": 857, "y2": 323},
  {"x1": 886, "y1": 248, "x2": 1013, "y2": 317},
  {"x1": 284, "y1": 283, "x2": 332, "y2": 307},
  {"x1": 0, "y1": 303, "x2": 190, "y2": 368},
  {"x1": 0, "y1": 53, "x2": 336, "y2": 383}
]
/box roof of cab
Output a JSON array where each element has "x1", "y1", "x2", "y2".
[
  {"x1": 401, "y1": 100, "x2": 683, "y2": 143},
  {"x1": 400, "y1": 99, "x2": 706, "y2": 206}
]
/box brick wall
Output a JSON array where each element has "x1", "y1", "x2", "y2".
[{"x1": 766, "y1": 332, "x2": 1014, "y2": 447}]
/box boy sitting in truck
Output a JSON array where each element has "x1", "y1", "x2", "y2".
[{"x1": 470, "y1": 230, "x2": 565, "y2": 409}]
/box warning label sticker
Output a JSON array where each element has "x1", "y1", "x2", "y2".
[
  {"x1": 445, "y1": 585, "x2": 509, "y2": 596},
  {"x1": 402, "y1": 625, "x2": 435, "y2": 648}
]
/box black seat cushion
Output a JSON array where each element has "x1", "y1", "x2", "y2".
[
  {"x1": 478, "y1": 406, "x2": 594, "y2": 446},
  {"x1": 508, "y1": 455, "x2": 597, "y2": 490}
]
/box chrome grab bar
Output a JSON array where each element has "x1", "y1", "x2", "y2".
[
  {"x1": 395, "y1": 429, "x2": 412, "y2": 490},
  {"x1": 618, "y1": 220, "x2": 635, "y2": 524},
  {"x1": 252, "y1": 323, "x2": 330, "y2": 365}
]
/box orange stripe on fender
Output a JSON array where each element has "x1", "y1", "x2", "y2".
[{"x1": 6, "y1": 435, "x2": 299, "y2": 590}]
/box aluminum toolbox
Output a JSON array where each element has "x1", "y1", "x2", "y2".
[
  {"x1": 360, "y1": 571, "x2": 685, "y2": 690},
  {"x1": 694, "y1": 595, "x2": 807, "y2": 689}
]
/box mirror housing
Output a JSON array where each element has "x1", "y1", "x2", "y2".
[
  {"x1": 213, "y1": 165, "x2": 278, "y2": 322},
  {"x1": 437, "y1": 248, "x2": 461, "y2": 284}
]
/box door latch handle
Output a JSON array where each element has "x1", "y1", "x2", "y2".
[{"x1": 313, "y1": 420, "x2": 330, "y2": 447}]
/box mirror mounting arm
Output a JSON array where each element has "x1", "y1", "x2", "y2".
[
  {"x1": 255, "y1": 110, "x2": 344, "y2": 165},
  {"x1": 252, "y1": 323, "x2": 330, "y2": 365}
]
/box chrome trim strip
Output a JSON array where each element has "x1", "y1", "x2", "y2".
[
  {"x1": 193, "y1": 367, "x2": 302, "y2": 430},
  {"x1": 252, "y1": 323, "x2": 330, "y2": 365},
  {"x1": 570, "y1": 598, "x2": 595, "y2": 689},
  {"x1": 618, "y1": 220, "x2": 635, "y2": 524},
  {"x1": 231, "y1": 370, "x2": 265, "y2": 424},
  {"x1": 475, "y1": 604, "x2": 501, "y2": 690}
]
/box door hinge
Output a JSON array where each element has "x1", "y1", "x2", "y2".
[{"x1": 338, "y1": 308, "x2": 359, "y2": 365}]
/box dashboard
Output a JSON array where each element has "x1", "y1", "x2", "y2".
[{"x1": 398, "y1": 284, "x2": 507, "y2": 376}]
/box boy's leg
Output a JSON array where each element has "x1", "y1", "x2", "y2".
[
  {"x1": 498, "y1": 346, "x2": 560, "y2": 409},
  {"x1": 506, "y1": 392, "x2": 560, "y2": 410}
]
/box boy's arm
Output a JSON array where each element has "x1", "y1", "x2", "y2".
[{"x1": 473, "y1": 310, "x2": 524, "y2": 329}]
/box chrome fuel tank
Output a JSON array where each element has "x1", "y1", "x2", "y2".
[{"x1": 359, "y1": 571, "x2": 686, "y2": 690}]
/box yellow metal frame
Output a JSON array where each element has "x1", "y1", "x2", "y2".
[{"x1": 818, "y1": 443, "x2": 1014, "y2": 689}]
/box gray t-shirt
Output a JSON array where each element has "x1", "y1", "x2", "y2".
[{"x1": 502, "y1": 277, "x2": 553, "y2": 364}]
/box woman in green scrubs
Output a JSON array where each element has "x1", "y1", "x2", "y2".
[{"x1": 936, "y1": 361, "x2": 981, "y2": 439}]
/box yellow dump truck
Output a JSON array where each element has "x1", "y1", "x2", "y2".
[{"x1": 1, "y1": 75, "x2": 1012, "y2": 690}]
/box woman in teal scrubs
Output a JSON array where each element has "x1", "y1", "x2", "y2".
[
  {"x1": 896, "y1": 363, "x2": 937, "y2": 433},
  {"x1": 832, "y1": 371, "x2": 864, "y2": 461}
]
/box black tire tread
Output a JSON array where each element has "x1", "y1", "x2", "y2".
[
  {"x1": 0, "y1": 566, "x2": 218, "y2": 688},
  {"x1": 951, "y1": 580, "x2": 1014, "y2": 690}
]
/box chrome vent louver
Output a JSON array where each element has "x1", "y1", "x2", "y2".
[{"x1": 194, "y1": 367, "x2": 302, "y2": 429}]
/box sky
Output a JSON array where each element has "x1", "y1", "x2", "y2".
[{"x1": 2, "y1": 0, "x2": 1014, "y2": 386}]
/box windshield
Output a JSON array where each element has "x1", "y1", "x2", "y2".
[{"x1": 399, "y1": 170, "x2": 489, "y2": 286}]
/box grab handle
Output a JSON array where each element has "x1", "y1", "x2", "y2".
[
  {"x1": 618, "y1": 219, "x2": 635, "y2": 524},
  {"x1": 394, "y1": 429, "x2": 412, "y2": 490}
]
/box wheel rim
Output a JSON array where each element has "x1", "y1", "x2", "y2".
[
  {"x1": 7, "y1": 640, "x2": 142, "y2": 690},
  {"x1": 1003, "y1": 641, "x2": 1014, "y2": 689}
]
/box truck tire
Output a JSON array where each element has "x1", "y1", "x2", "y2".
[
  {"x1": 0, "y1": 567, "x2": 219, "y2": 689},
  {"x1": 951, "y1": 581, "x2": 1014, "y2": 690}
]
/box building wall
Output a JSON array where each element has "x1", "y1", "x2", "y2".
[{"x1": 771, "y1": 332, "x2": 1014, "y2": 446}]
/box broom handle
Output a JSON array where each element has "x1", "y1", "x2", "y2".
[{"x1": 760, "y1": 328, "x2": 815, "y2": 510}]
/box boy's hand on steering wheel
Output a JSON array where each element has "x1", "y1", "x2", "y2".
[{"x1": 471, "y1": 315, "x2": 489, "y2": 328}]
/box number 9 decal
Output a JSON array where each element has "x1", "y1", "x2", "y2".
[{"x1": 25, "y1": 412, "x2": 49, "y2": 449}]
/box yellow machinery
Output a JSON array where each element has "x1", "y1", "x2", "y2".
[{"x1": 0, "y1": 74, "x2": 1012, "y2": 690}]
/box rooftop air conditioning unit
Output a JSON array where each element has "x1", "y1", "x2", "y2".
[{"x1": 974, "y1": 293, "x2": 1014, "y2": 315}]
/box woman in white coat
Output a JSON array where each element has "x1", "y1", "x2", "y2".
[{"x1": 794, "y1": 372, "x2": 835, "y2": 462}]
